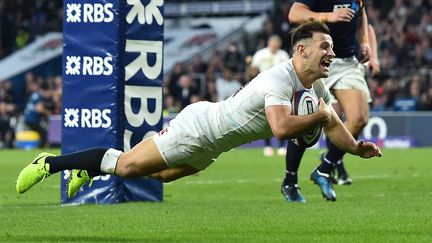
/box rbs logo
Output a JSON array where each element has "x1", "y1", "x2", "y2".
[
  {"x1": 66, "y1": 3, "x2": 114, "y2": 23},
  {"x1": 65, "y1": 56, "x2": 113, "y2": 76},
  {"x1": 64, "y1": 108, "x2": 112, "y2": 128}
]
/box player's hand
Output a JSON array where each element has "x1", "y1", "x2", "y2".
[
  {"x1": 318, "y1": 97, "x2": 332, "y2": 125},
  {"x1": 355, "y1": 140, "x2": 382, "y2": 158},
  {"x1": 367, "y1": 56, "x2": 380, "y2": 77},
  {"x1": 359, "y1": 43, "x2": 371, "y2": 63},
  {"x1": 328, "y1": 8, "x2": 355, "y2": 23}
]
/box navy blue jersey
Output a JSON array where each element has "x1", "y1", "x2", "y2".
[{"x1": 295, "y1": 0, "x2": 365, "y2": 58}]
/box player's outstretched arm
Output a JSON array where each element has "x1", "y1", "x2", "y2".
[
  {"x1": 323, "y1": 101, "x2": 382, "y2": 158},
  {"x1": 367, "y1": 24, "x2": 380, "y2": 76},
  {"x1": 358, "y1": 8, "x2": 371, "y2": 63}
]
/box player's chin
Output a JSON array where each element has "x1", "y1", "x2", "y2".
[
  {"x1": 319, "y1": 65, "x2": 330, "y2": 77},
  {"x1": 319, "y1": 70, "x2": 330, "y2": 78}
]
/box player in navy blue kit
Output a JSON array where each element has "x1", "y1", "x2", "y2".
[{"x1": 281, "y1": 0, "x2": 374, "y2": 202}]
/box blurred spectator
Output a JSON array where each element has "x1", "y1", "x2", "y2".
[
  {"x1": 380, "y1": 78, "x2": 400, "y2": 110},
  {"x1": 223, "y1": 42, "x2": 245, "y2": 74},
  {"x1": 204, "y1": 75, "x2": 218, "y2": 103},
  {"x1": 0, "y1": 80, "x2": 17, "y2": 147},
  {"x1": 24, "y1": 72, "x2": 38, "y2": 104},
  {"x1": 52, "y1": 75, "x2": 62, "y2": 115},
  {"x1": 420, "y1": 86, "x2": 432, "y2": 110},
  {"x1": 249, "y1": 35, "x2": 289, "y2": 79},
  {"x1": 215, "y1": 67, "x2": 241, "y2": 101},
  {"x1": 166, "y1": 63, "x2": 185, "y2": 96},
  {"x1": 163, "y1": 63, "x2": 186, "y2": 114},
  {"x1": 206, "y1": 51, "x2": 223, "y2": 80},
  {"x1": 254, "y1": 20, "x2": 276, "y2": 52},
  {"x1": 15, "y1": 28, "x2": 30, "y2": 49},
  {"x1": 175, "y1": 74, "x2": 200, "y2": 110},
  {"x1": 23, "y1": 81, "x2": 54, "y2": 148},
  {"x1": 190, "y1": 56, "x2": 208, "y2": 74}
]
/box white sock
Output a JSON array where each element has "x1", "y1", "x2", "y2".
[{"x1": 100, "y1": 148, "x2": 123, "y2": 174}]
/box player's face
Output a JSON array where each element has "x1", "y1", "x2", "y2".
[{"x1": 306, "y1": 33, "x2": 335, "y2": 78}]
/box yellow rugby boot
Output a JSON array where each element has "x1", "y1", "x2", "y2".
[
  {"x1": 16, "y1": 152, "x2": 54, "y2": 194},
  {"x1": 67, "y1": 169, "x2": 93, "y2": 198}
]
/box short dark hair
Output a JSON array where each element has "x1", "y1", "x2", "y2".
[{"x1": 291, "y1": 20, "x2": 331, "y2": 48}]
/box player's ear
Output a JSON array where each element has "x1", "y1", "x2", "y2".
[{"x1": 296, "y1": 44, "x2": 307, "y2": 57}]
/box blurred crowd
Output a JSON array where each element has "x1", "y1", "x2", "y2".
[
  {"x1": 1, "y1": 0, "x2": 432, "y2": 148},
  {"x1": 0, "y1": 73, "x2": 62, "y2": 148},
  {"x1": 366, "y1": 0, "x2": 432, "y2": 111},
  {"x1": 164, "y1": 0, "x2": 432, "y2": 113},
  {"x1": 0, "y1": 0, "x2": 63, "y2": 58}
]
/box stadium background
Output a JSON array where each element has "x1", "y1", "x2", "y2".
[{"x1": 1, "y1": 0, "x2": 432, "y2": 241}]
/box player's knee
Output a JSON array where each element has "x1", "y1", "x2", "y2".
[
  {"x1": 115, "y1": 164, "x2": 135, "y2": 177},
  {"x1": 115, "y1": 154, "x2": 142, "y2": 177}
]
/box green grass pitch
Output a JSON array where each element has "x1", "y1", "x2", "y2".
[{"x1": 1, "y1": 148, "x2": 432, "y2": 242}]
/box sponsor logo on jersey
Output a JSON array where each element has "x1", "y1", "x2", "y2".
[{"x1": 333, "y1": 0, "x2": 362, "y2": 13}]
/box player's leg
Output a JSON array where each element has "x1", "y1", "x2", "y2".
[
  {"x1": 325, "y1": 89, "x2": 368, "y2": 184},
  {"x1": 277, "y1": 139, "x2": 287, "y2": 156},
  {"x1": 311, "y1": 104, "x2": 337, "y2": 201},
  {"x1": 149, "y1": 164, "x2": 200, "y2": 182},
  {"x1": 324, "y1": 101, "x2": 352, "y2": 184},
  {"x1": 281, "y1": 140, "x2": 306, "y2": 202},
  {"x1": 310, "y1": 97, "x2": 339, "y2": 201},
  {"x1": 327, "y1": 102, "x2": 343, "y2": 183},
  {"x1": 333, "y1": 89, "x2": 369, "y2": 138},
  {"x1": 114, "y1": 137, "x2": 167, "y2": 177},
  {"x1": 16, "y1": 137, "x2": 168, "y2": 194},
  {"x1": 67, "y1": 164, "x2": 199, "y2": 198},
  {"x1": 263, "y1": 138, "x2": 274, "y2": 156}
]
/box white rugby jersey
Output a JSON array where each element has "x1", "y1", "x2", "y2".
[{"x1": 190, "y1": 59, "x2": 332, "y2": 153}]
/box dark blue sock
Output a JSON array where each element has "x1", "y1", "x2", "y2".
[
  {"x1": 317, "y1": 155, "x2": 334, "y2": 174},
  {"x1": 264, "y1": 138, "x2": 271, "y2": 146},
  {"x1": 325, "y1": 138, "x2": 345, "y2": 174},
  {"x1": 279, "y1": 140, "x2": 286, "y2": 148},
  {"x1": 283, "y1": 140, "x2": 306, "y2": 185},
  {"x1": 87, "y1": 170, "x2": 105, "y2": 177},
  {"x1": 335, "y1": 159, "x2": 347, "y2": 176},
  {"x1": 46, "y1": 148, "x2": 109, "y2": 174},
  {"x1": 325, "y1": 138, "x2": 346, "y2": 165}
]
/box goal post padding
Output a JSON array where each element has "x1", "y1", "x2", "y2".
[{"x1": 61, "y1": 0, "x2": 164, "y2": 204}]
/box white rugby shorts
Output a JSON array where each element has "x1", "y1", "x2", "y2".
[
  {"x1": 326, "y1": 56, "x2": 372, "y2": 103},
  {"x1": 152, "y1": 103, "x2": 220, "y2": 171}
]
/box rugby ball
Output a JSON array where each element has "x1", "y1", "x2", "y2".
[{"x1": 291, "y1": 90, "x2": 323, "y2": 148}]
